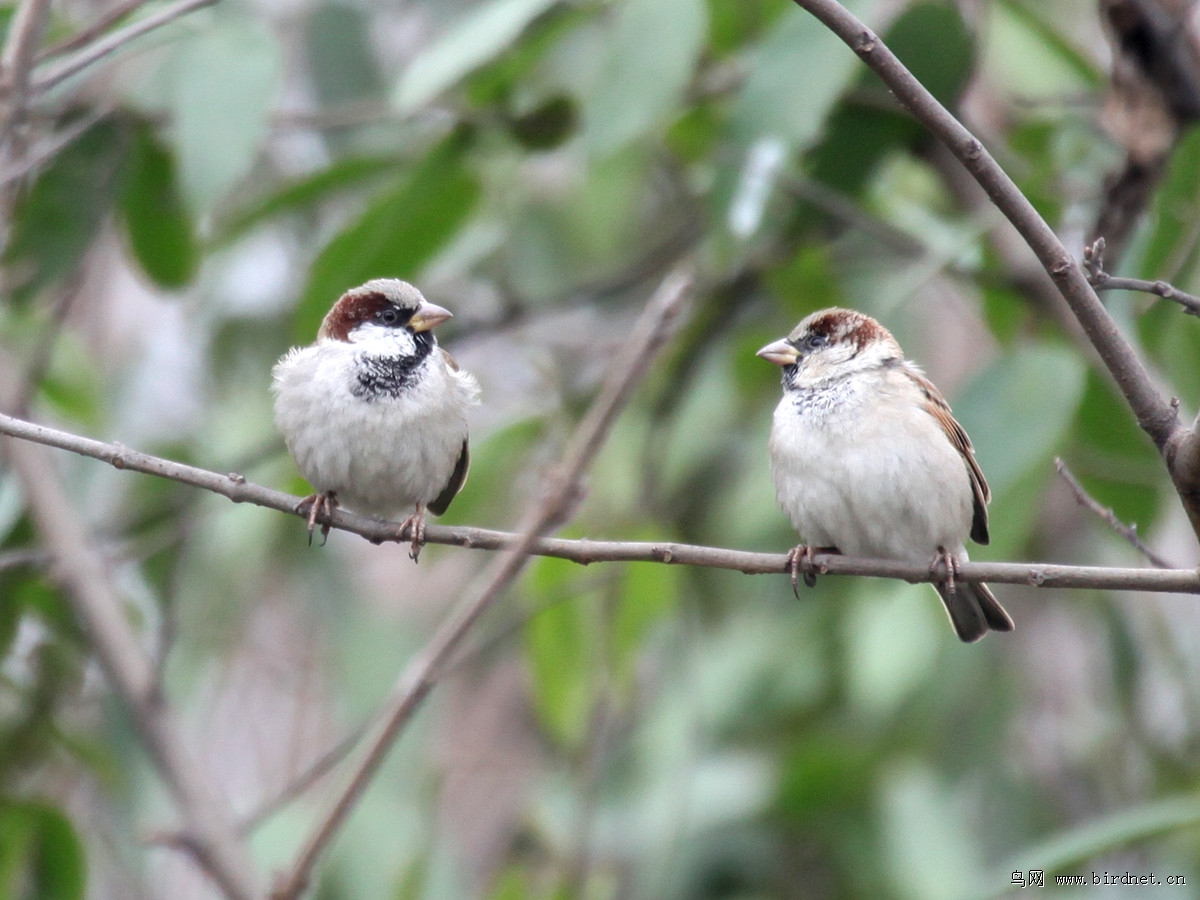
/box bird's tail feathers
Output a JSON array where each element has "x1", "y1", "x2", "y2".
[{"x1": 935, "y1": 580, "x2": 1013, "y2": 643}]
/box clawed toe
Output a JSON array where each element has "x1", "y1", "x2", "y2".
[
  {"x1": 930, "y1": 546, "x2": 960, "y2": 596},
  {"x1": 786, "y1": 545, "x2": 822, "y2": 595},
  {"x1": 298, "y1": 491, "x2": 338, "y2": 546},
  {"x1": 397, "y1": 506, "x2": 427, "y2": 561}
]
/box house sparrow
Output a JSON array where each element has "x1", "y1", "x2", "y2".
[
  {"x1": 757, "y1": 308, "x2": 1013, "y2": 642},
  {"x1": 272, "y1": 279, "x2": 480, "y2": 557}
]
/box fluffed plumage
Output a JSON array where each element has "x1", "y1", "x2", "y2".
[
  {"x1": 758, "y1": 308, "x2": 1013, "y2": 642},
  {"x1": 272, "y1": 279, "x2": 480, "y2": 554}
]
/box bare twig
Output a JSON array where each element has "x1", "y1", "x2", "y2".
[
  {"x1": 0, "y1": 546, "x2": 50, "y2": 571},
  {"x1": 1083, "y1": 236, "x2": 1200, "y2": 317},
  {"x1": 0, "y1": 0, "x2": 52, "y2": 146},
  {"x1": 0, "y1": 0, "x2": 53, "y2": 239},
  {"x1": 0, "y1": 368, "x2": 259, "y2": 900},
  {"x1": 2, "y1": 408, "x2": 1199, "y2": 593},
  {"x1": 0, "y1": 108, "x2": 108, "y2": 186},
  {"x1": 788, "y1": 0, "x2": 1200, "y2": 543},
  {"x1": 31, "y1": 0, "x2": 218, "y2": 95},
  {"x1": 270, "y1": 266, "x2": 695, "y2": 900},
  {"x1": 1055, "y1": 457, "x2": 1173, "y2": 569},
  {"x1": 239, "y1": 725, "x2": 367, "y2": 834},
  {"x1": 10, "y1": 273, "x2": 87, "y2": 415},
  {"x1": 38, "y1": 0, "x2": 149, "y2": 60}
]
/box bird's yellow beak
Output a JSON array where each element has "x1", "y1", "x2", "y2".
[
  {"x1": 756, "y1": 338, "x2": 800, "y2": 366},
  {"x1": 408, "y1": 301, "x2": 453, "y2": 332}
]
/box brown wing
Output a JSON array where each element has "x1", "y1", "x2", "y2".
[
  {"x1": 428, "y1": 438, "x2": 469, "y2": 516},
  {"x1": 911, "y1": 368, "x2": 991, "y2": 546}
]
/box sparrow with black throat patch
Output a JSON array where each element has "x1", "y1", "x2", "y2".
[
  {"x1": 757, "y1": 307, "x2": 1013, "y2": 643},
  {"x1": 272, "y1": 279, "x2": 480, "y2": 558}
]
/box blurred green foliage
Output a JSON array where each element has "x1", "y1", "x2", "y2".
[{"x1": 2, "y1": 0, "x2": 1200, "y2": 898}]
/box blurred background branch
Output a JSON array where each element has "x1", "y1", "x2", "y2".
[{"x1": 0, "y1": 354, "x2": 259, "y2": 897}]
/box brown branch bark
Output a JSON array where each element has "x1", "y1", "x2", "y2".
[
  {"x1": 31, "y1": 0, "x2": 219, "y2": 94},
  {"x1": 789, "y1": 0, "x2": 1200, "y2": 544},
  {"x1": 1, "y1": 408, "x2": 1198, "y2": 594},
  {"x1": 0, "y1": 0, "x2": 52, "y2": 146},
  {"x1": 1084, "y1": 236, "x2": 1200, "y2": 317},
  {"x1": 1055, "y1": 457, "x2": 1173, "y2": 569}
]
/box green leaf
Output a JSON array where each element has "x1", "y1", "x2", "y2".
[
  {"x1": 708, "y1": 0, "x2": 787, "y2": 57},
  {"x1": 806, "y1": 3, "x2": 974, "y2": 202},
  {"x1": 1136, "y1": 128, "x2": 1200, "y2": 281},
  {"x1": 880, "y1": 764, "x2": 983, "y2": 900},
  {"x1": 885, "y1": 3, "x2": 975, "y2": 106},
  {"x1": 524, "y1": 557, "x2": 595, "y2": 749},
  {"x1": 985, "y1": 0, "x2": 1101, "y2": 101},
  {"x1": 954, "y1": 343, "x2": 1086, "y2": 498},
  {"x1": 997, "y1": 0, "x2": 1104, "y2": 90},
  {"x1": 991, "y1": 794, "x2": 1200, "y2": 888},
  {"x1": 612, "y1": 561, "x2": 678, "y2": 692},
  {"x1": 0, "y1": 802, "x2": 86, "y2": 900},
  {"x1": 167, "y1": 15, "x2": 281, "y2": 213},
  {"x1": 778, "y1": 734, "x2": 877, "y2": 818},
  {"x1": 295, "y1": 132, "x2": 481, "y2": 342},
  {"x1": 1067, "y1": 370, "x2": 1162, "y2": 529},
  {"x1": 305, "y1": 5, "x2": 380, "y2": 106},
  {"x1": 394, "y1": 0, "x2": 560, "y2": 113},
  {"x1": 0, "y1": 569, "x2": 23, "y2": 660},
  {"x1": 505, "y1": 94, "x2": 578, "y2": 150},
  {"x1": 583, "y1": 0, "x2": 708, "y2": 154},
  {"x1": 214, "y1": 155, "x2": 402, "y2": 244},
  {"x1": 119, "y1": 121, "x2": 198, "y2": 289},
  {"x1": 4, "y1": 118, "x2": 128, "y2": 300},
  {"x1": 730, "y1": 2, "x2": 866, "y2": 149}
]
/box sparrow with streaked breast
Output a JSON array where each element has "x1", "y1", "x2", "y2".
[
  {"x1": 757, "y1": 308, "x2": 1013, "y2": 642},
  {"x1": 272, "y1": 279, "x2": 480, "y2": 557}
]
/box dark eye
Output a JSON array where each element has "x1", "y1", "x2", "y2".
[
  {"x1": 379, "y1": 307, "x2": 401, "y2": 326},
  {"x1": 802, "y1": 333, "x2": 828, "y2": 351}
]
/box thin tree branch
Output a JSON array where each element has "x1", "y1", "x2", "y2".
[
  {"x1": 0, "y1": 0, "x2": 52, "y2": 242},
  {"x1": 0, "y1": 546, "x2": 49, "y2": 571},
  {"x1": 0, "y1": 0, "x2": 52, "y2": 146},
  {"x1": 789, "y1": 0, "x2": 1200, "y2": 541},
  {"x1": 1083, "y1": 236, "x2": 1200, "y2": 317},
  {"x1": 2, "y1": 407, "x2": 1199, "y2": 593},
  {"x1": 0, "y1": 382, "x2": 259, "y2": 900},
  {"x1": 0, "y1": 107, "x2": 108, "y2": 186},
  {"x1": 38, "y1": 0, "x2": 150, "y2": 61},
  {"x1": 1095, "y1": 275, "x2": 1200, "y2": 316},
  {"x1": 270, "y1": 265, "x2": 696, "y2": 900},
  {"x1": 31, "y1": 0, "x2": 219, "y2": 95},
  {"x1": 1055, "y1": 457, "x2": 1173, "y2": 569}
]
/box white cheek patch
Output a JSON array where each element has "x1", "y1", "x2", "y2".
[{"x1": 349, "y1": 322, "x2": 421, "y2": 357}]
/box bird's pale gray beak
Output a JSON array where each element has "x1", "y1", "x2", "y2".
[
  {"x1": 756, "y1": 338, "x2": 800, "y2": 366},
  {"x1": 409, "y1": 301, "x2": 453, "y2": 332}
]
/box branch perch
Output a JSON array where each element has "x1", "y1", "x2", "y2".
[{"x1": 1, "y1": 409, "x2": 1197, "y2": 593}]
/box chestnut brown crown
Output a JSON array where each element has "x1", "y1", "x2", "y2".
[{"x1": 317, "y1": 279, "x2": 452, "y2": 343}]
